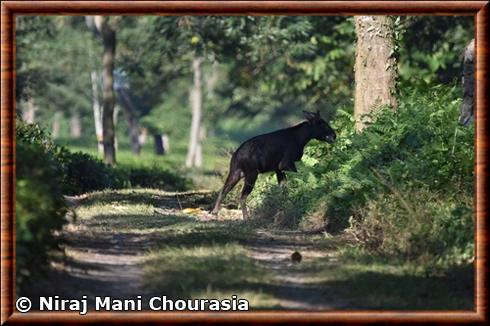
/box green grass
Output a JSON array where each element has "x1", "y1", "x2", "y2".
[
  {"x1": 57, "y1": 134, "x2": 236, "y2": 190},
  {"x1": 144, "y1": 244, "x2": 279, "y2": 305},
  {"x1": 67, "y1": 189, "x2": 474, "y2": 310},
  {"x1": 301, "y1": 247, "x2": 474, "y2": 310},
  {"x1": 70, "y1": 188, "x2": 280, "y2": 309}
]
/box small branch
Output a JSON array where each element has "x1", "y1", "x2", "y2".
[{"x1": 176, "y1": 194, "x2": 183, "y2": 211}]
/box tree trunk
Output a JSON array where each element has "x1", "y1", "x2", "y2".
[
  {"x1": 70, "y1": 111, "x2": 82, "y2": 139},
  {"x1": 153, "y1": 134, "x2": 165, "y2": 155},
  {"x1": 117, "y1": 88, "x2": 141, "y2": 155},
  {"x1": 205, "y1": 61, "x2": 219, "y2": 98},
  {"x1": 162, "y1": 134, "x2": 170, "y2": 153},
  {"x1": 459, "y1": 38, "x2": 474, "y2": 126},
  {"x1": 99, "y1": 17, "x2": 116, "y2": 165},
  {"x1": 185, "y1": 56, "x2": 203, "y2": 168},
  {"x1": 354, "y1": 16, "x2": 397, "y2": 132},
  {"x1": 90, "y1": 70, "x2": 104, "y2": 153},
  {"x1": 139, "y1": 127, "x2": 148, "y2": 145},
  {"x1": 86, "y1": 17, "x2": 104, "y2": 153},
  {"x1": 195, "y1": 126, "x2": 206, "y2": 167},
  {"x1": 52, "y1": 111, "x2": 62, "y2": 139},
  {"x1": 113, "y1": 104, "x2": 120, "y2": 151},
  {"x1": 22, "y1": 98, "x2": 37, "y2": 124}
]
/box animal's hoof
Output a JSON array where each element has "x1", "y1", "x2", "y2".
[
  {"x1": 211, "y1": 210, "x2": 218, "y2": 215},
  {"x1": 291, "y1": 251, "x2": 302, "y2": 263}
]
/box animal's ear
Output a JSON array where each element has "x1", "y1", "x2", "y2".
[{"x1": 303, "y1": 110, "x2": 317, "y2": 121}]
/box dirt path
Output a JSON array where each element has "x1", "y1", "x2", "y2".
[
  {"x1": 27, "y1": 190, "x2": 341, "y2": 310},
  {"x1": 175, "y1": 197, "x2": 347, "y2": 309},
  {"x1": 26, "y1": 190, "x2": 348, "y2": 311},
  {"x1": 30, "y1": 195, "x2": 154, "y2": 307},
  {"x1": 245, "y1": 230, "x2": 346, "y2": 310},
  {"x1": 27, "y1": 189, "x2": 472, "y2": 311},
  {"x1": 51, "y1": 226, "x2": 151, "y2": 303}
]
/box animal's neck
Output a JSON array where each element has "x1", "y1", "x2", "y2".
[{"x1": 292, "y1": 122, "x2": 315, "y2": 148}]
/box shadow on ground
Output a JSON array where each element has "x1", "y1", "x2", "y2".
[{"x1": 23, "y1": 189, "x2": 474, "y2": 311}]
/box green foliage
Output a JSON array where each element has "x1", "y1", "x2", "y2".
[
  {"x1": 250, "y1": 83, "x2": 474, "y2": 270},
  {"x1": 250, "y1": 178, "x2": 305, "y2": 228},
  {"x1": 15, "y1": 120, "x2": 190, "y2": 293},
  {"x1": 119, "y1": 165, "x2": 189, "y2": 191},
  {"x1": 18, "y1": 120, "x2": 189, "y2": 196},
  {"x1": 145, "y1": 244, "x2": 267, "y2": 299},
  {"x1": 16, "y1": 16, "x2": 97, "y2": 131},
  {"x1": 349, "y1": 190, "x2": 474, "y2": 271},
  {"x1": 57, "y1": 149, "x2": 127, "y2": 194},
  {"x1": 219, "y1": 16, "x2": 355, "y2": 123},
  {"x1": 57, "y1": 149, "x2": 190, "y2": 195},
  {"x1": 16, "y1": 16, "x2": 473, "y2": 155},
  {"x1": 16, "y1": 121, "x2": 67, "y2": 292},
  {"x1": 16, "y1": 16, "x2": 58, "y2": 100},
  {"x1": 399, "y1": 17, "x2": 474, "y2": 84},
  {"x1": 139, "y1": 78, "x2": 191, "y2": 137}
]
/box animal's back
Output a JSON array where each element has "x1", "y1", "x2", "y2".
[{"x1": 232, "y1": 128, "x2": 297, "y2": 173}]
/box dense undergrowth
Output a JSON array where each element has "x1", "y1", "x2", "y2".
[
  {"x1": 250, "y1": 83, "x2": 474, "y2": 271},
  {"x1": 15, "y1": 120, "x2": 188, "y2": 292}
]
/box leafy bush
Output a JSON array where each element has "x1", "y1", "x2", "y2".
[
  {"x1": 57, "y1": 150, "x2": 189, "y2": 195},
  {"x1": 250, "y1": 82, "x2": 474, "y2": 269},
  {"x1": 16, "y1": 121, "x2": 67, "y2": 292},
  {"x1": 57, "y1": 149, "x2": 127, "y2": 195},
  {"x1": 119, "y1": 165, "x2": 189, "y2": 191},
  {"x1": 18, "y1": 119, "x2": 189, "y2": 196},
  {"x1": 250, "y1": 179, "x2": 305, "y2": 228},
  {"x1": 348, "y1": 189, "x2": 474, "y2": 270}
]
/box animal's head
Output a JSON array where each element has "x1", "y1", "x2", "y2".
[{"x1": 303, "y1": 110, "x2": 336, "y2": 143}]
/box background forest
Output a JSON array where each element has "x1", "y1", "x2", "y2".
[{"x1": 15, "y1": 15, "x2": 475, "y2": 309}]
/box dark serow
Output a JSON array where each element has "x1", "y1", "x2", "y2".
[{"x1": 212, "y1": 110, "x2": 336, "y2": 219}]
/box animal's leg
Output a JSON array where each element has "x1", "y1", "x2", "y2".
[
  {"x1": 212, "y1": 169, "x2": 242, "y2": 215},
  {"x1": 240, "y1": 172, "x2": 258, "y2": 220},
  {"x1": 276, "y1": 170, "x2": 286, "y2": 186},
  {"x1": 277, "y1": 162, "x2": 297, "y2": 188},
  {"x1": 279, "y1": 160, "x2": 297, "y2": 173}
]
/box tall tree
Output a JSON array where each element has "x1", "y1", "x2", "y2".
[
  {"x1": 459, "y1": 38, "x2": 474, "y2": 126},
  {"x1": 90, "y1": 70, "x2": 104, "y2": 153},
  {"x1": 117, "y1": 88, "x2": 141, "y2": 155},
  {"x1": 95, "y1": 16, "x2": 117, "y2": 165},
  {"x1": 354, "y1": 16, "x2": 397, "y2": 131},
  {"x1": 20, "y1": 98, "x2": 38, "y2": 123},
  {"x1": 186, "y1": 56, "x2": 204, "y2": 168},
  {"x1": 114, "y1": 69, "x2": 141, "y2": 155},
  {"x1": 155, "y1": 17, "x2": 221, "y2": 168}
]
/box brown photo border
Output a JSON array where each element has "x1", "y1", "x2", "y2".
[{"x1": 1, "y1": 1, "x2": 488, "y2": 324}]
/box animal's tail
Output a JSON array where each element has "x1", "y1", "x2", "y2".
[
  {"x1": 226, "y1": 152, "x2": 240, "y2": 177},
  {"x1": 212, "y1": 153, "x2": 241, "y2": 214}
]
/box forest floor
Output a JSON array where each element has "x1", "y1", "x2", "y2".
[{"x1": 28, "y1": 189, "x2": 473, "y2": 311}]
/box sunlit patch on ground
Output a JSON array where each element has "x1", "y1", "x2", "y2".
[{"x1": 24, "y1": 189, "x2": 474, "y2": 311}]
